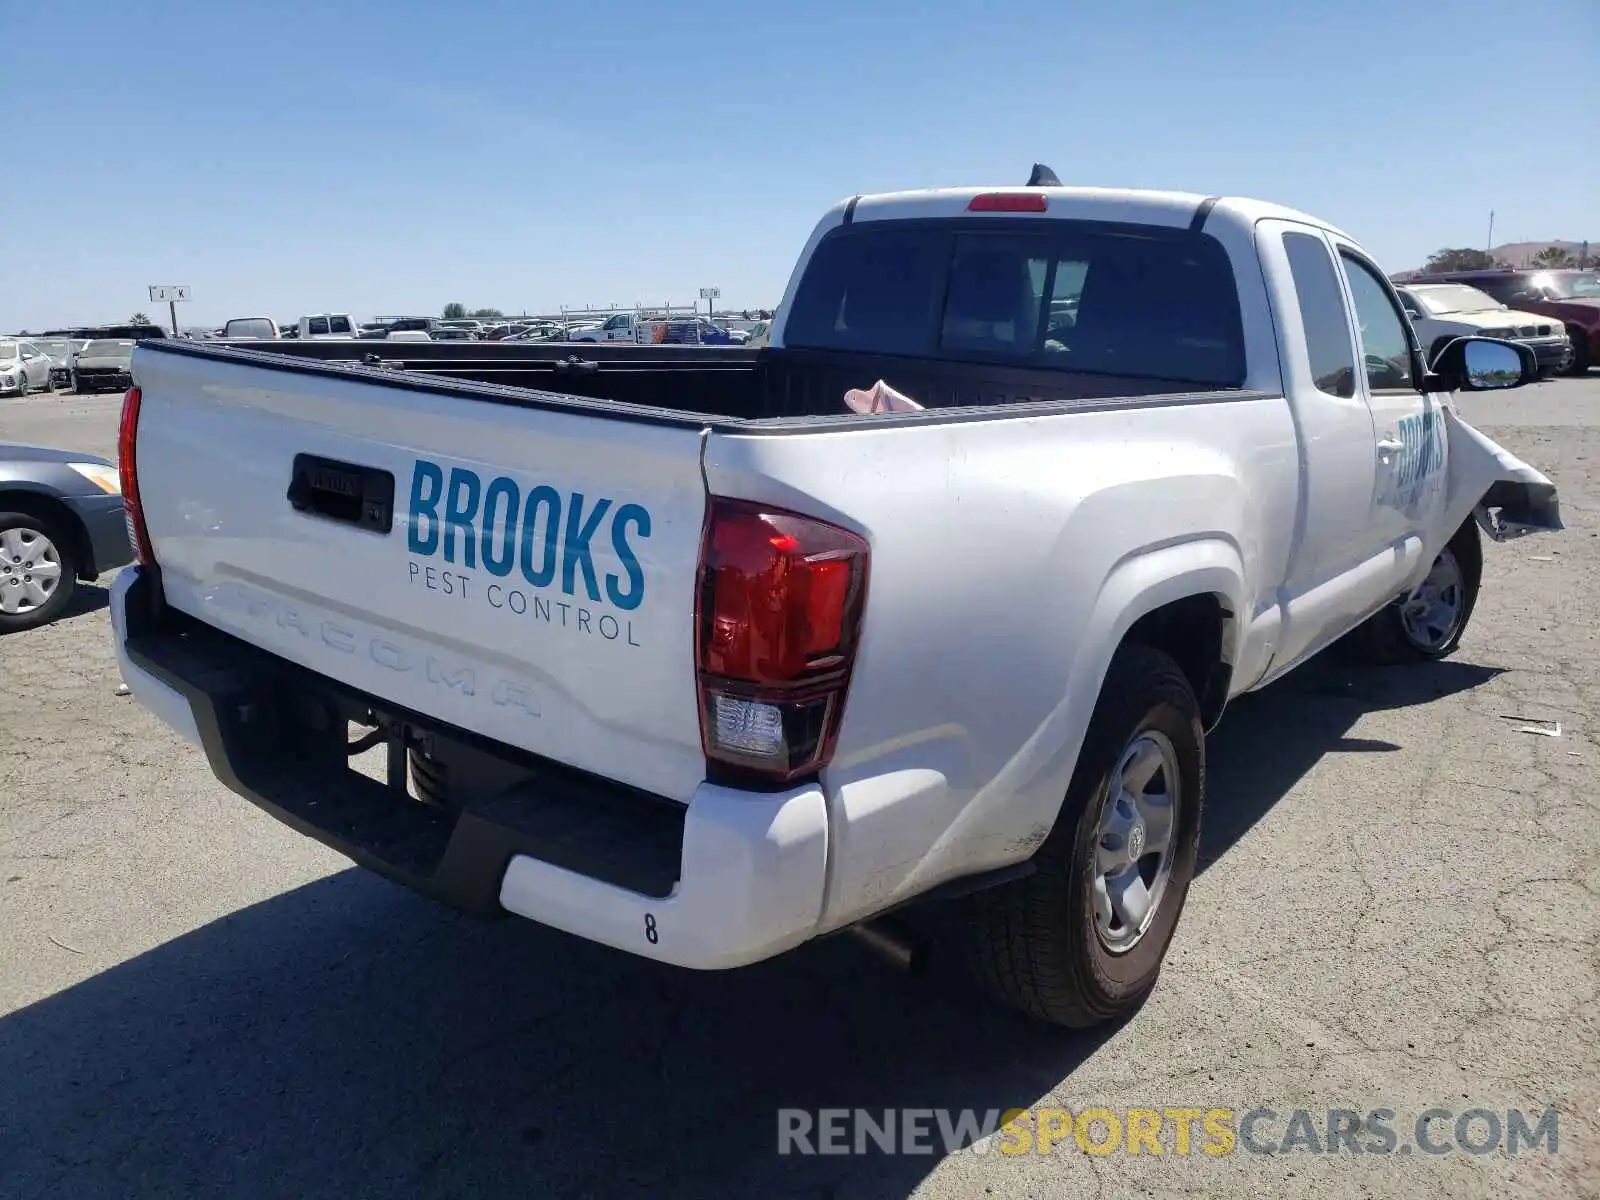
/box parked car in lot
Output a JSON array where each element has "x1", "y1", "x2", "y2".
[
  {"x1": 221, "y1": 317, "x2": 280, "y2": 340},
  {"x1": 1408, "y1": 268, "x2": 1600, "y2": 374},
  {"x1": 19, "y1": 338, "x2": 86, "y2": 389},
  {"x1": 429, "y1": 327, "x2": 478, "y2": 341},
  {"x1": 0, "y1": 341, "x2": 54, "y2": 394},
  {"x1": 70, "y1": 339, "x2": 135, "y2": 393},
  {"x1": 1394, "y1": 282, "x2": 1572, "y2": 375},
  {"x1": 295, "y1": 313, "x2": 357, "y2": 340},
  {"x1": 0, "y1": 442, "x2": 131, "y2": 632},
  {"x1": 634, "y1": 315, "x2": 734, "y2": 344},
  {"x1": 569, "y1": 312, "x2": 639, "y2": 342},
  {"x1": 113, "y1": 175, "x2": 1559, "y2": 1027}
]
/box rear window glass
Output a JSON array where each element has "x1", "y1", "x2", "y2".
[
  {"x1": 785, "y1": 221, "x2": 1246, "y2": 387},
  {"x1": 786, "y1": 227, "x2": 948, "y2": 358}
]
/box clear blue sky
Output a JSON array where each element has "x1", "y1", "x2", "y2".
[{"x1": 3, "y1": 0, "x2": 1596, "y2": 331}]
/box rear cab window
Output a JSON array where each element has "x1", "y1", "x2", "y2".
[{"x1": 784, "y1": 219, "x2": 1247, "y2": 391}]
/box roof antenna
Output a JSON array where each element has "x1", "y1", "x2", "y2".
[{"x1": 1027, "y1": 162, "x2": 1061, "y2": 187}]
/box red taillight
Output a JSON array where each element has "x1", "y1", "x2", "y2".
[
  {"x1": 695, "y1": 498, "x2": 869, "y2": 784},
  {"x1": 968, "y1": 192, "x2": 1048, "y2": 213},
  {"x1": 117, "y1": 387, "x2": 154, "y2": 565}
]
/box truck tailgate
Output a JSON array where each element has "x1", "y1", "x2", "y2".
[{"x1": 131, "y1": 346, "x2": 710, "y2": 803}]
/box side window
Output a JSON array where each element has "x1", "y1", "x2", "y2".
[
  {"x1": 329, "y1": 316, "x2": 352, "y2": 334},
  {"x1": 308, "y1": 316, "x2": 331, "y2": 336},
  {"x1": 1468, "y1": 277, "x2": 1519, "y2": 304},
  {"x1": 1282, "y1": 232, "x2": 1356, "y2": 398},
  {"x1": 1339, "y1": 252, "x2": 1414, "y2": 392}
]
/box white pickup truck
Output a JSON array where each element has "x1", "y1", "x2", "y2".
[{"x1": 110, "y1": 176, "x2": 1560, "y2": 1027}]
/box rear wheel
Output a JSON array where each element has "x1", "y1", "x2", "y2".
[
  {"x1": 957, "y1": 644, "x2": 1204, "y2": 1027},
  {"x1": 1344, "y1": 521, "x2": 1481, "y2": 664},
  {"x1": 0, "y1": 512, "x2": 77, "y2": 633},
  {"x1": 1565, "y1": 327, "x2": 1590, "y2": 375}
]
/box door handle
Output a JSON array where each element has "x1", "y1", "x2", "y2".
[{"x1": 1377, "y1": 438, "x2": 1404, "y2": 459}]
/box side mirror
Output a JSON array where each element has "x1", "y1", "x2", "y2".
[{"x1": 1430, "y1": 335, "x2": 1537, "y2": 391}]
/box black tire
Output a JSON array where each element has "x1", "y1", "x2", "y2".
[
  {"x1": 409, "y1": 747, "x2": 450, "y2": 807},
  {"x1": 0, "y1": 510, "x2": 79, "y2": 633},
  {"x1": 1564, "y1": 327, "x2": 1590, "y2": 376},
  {"x1": 956, "y1": 644, "x2": 1204, "y2": 1027},
  {"x1": 1343, "y1": 520, "x2": 1482, "y2": 665}
]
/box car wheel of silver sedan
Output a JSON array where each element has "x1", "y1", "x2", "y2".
[{"x1": 0, "y1": 513, "x2": 78, "y2": 633}]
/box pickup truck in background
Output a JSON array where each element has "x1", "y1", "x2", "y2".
[
  {"x1": 279, "y1": 313, "x2": 357, "y2": 340},
  {"x1": 110, "y1": 176, "x2": 1560, "y2": 1027}
]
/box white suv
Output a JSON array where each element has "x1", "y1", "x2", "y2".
[{"x1": 1396, "y1": 283, "x2": 1572, "y2": 375}]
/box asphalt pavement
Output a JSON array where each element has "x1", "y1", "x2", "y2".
[{"x1": 0, "y1": 378, "x2": 1596, "y2": 1199}]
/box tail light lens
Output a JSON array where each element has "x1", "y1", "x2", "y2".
[
  {"x1": 695, "y1": 498, "x2": 869, "y2": 785},
  {"x1": 118, "y1": 387, "x2": 154, "y2": 565}
]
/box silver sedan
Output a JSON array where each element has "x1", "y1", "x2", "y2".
[{"x1": 0, "y1": 341, "x2": 54, "y2": 394}]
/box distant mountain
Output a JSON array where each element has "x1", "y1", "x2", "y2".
[
  {"x1": 1488, "y1": 240, "x2": 1596, "y2": 268},
  {"x1": 1395, "y1": 239, "x2": 1597, "y2": 279}
]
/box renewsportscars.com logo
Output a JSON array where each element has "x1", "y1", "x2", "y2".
[{"x1": 777, "y1": 1106, "x2": 1561, "y2": 1158}]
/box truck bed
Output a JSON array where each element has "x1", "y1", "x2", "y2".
[{"x1": 183, "y1": 337, "x2": 1229, "y2": 422}]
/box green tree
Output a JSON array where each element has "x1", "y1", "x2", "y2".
[
  {"x1": 1422, "y1": 248, "x2": 1498, "y2": 273},
  {"x1": 1532, "y1": 246, "x2": 1576, "y2": 268},
  {"x1": 442, "y1": 302, "x2": 467, "y2": 320},
  {"x1": 131, "y1": 311, "x2": 153, "y2": 325},
  {"x1": 469, "y1": 307, "x2": 504, "y2": 320}
]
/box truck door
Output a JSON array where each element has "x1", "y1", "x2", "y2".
[
  {"x1": 1254, "y1": 221, "x2": 1392, "y2": 674},
  {"x1": 1333, "y1": 244, "x2": 1449, "y2": 593}
]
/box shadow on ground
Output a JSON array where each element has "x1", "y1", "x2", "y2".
[
  {"x1": 0, "y1": 656, "x2": 1501, "y2": 1199},
  {"x1": 54, "y1": 582, "x2": 110, "y2": 623},
  {"x1": 1200, "y1": 655, "x2": 1502, "y2": 867}
]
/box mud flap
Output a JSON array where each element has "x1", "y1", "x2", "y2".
[{"x1": 1442, "y1": 408, "x2": 1562, "y2": 545}]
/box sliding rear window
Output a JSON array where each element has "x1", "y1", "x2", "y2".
[{"x1": 785, "y1": 219, "x2": 1247, "y2": 388}]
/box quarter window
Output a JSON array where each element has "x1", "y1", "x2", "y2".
[{"x1": 1282, "y1": 232, "x2": 1356, "y2": 398}]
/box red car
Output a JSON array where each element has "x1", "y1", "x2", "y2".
[{"x1": 1412, "y1": 269, "x2": 1600, "y2": 374}]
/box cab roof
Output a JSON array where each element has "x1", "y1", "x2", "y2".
[{"x1": 840, "y1": 186, "x2": 1352, "y2": 243}]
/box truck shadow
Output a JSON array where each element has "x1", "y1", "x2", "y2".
[
  {"x1": 0, "y1": 656, "x2": 1501, "y2": 1200},
  {"x1": 1199, "y1": 656, "x2": 1502, "y2": 868}
]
